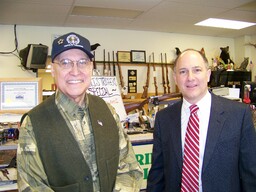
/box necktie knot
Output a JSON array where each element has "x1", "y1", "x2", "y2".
[{"x1": 190, "y1": 104, "x2": 199, "y2": 114}]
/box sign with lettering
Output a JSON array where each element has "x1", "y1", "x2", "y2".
[
  {"x1": 87, "y1": 76, "x2": 127, "y2": 121},
  {"x1": 133, "y1": 143, "x2": 153, "y2": 190}
]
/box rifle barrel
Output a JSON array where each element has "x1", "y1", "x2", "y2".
[
  {"x1": 141, "y1": 55, "x2": 151, "y2": 99},
  {"x1": 165, "y1": 53, "x2": 171, "y2": 93},
  {"x1": 112, "y1": 51, "x2": 116, "y2": 76},
  {"x1": 161, "y1": 53, "x2": 167, "y2": 94},
  {"x1": 93, "y1": 51, "x2": 97, "y2": 70},
  {"x1": 152, "y1": 52, "x2": 158, "y2": 96},
  {"x1": 103, "y1": 49, "x2": 107, "y2": 76},
  {"x1": 116, "y1": 52, "x2": 124, "y2": 88},
  {"x1": 108, "y1": 51, "x2": 111, "y2": 76}
]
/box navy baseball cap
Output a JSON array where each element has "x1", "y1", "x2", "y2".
[{"x1": 51, "y1": 32, "x2": 94, "y2": 62}]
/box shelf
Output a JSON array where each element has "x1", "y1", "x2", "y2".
[
  {"x1": 128, "y1": 133, "x2": 153, "y2": 143},
  {"x1": 0, "y1": 114, "x2": 22, "y2": 123},
  {"x1": 0, "y1": 141, "x2": 18, "y2": 150},
  {"x1": 95, "y1": 61, "x2": 174, "y2": 66},
  {"x1": 0, "y1": 182, "x2": 17, "y2": 192},
  {"x1": 43, "y1": 91, "x2": 55, "y2": 96}
]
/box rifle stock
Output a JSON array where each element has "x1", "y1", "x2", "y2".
[
  {"x1": 124, "y1": 92, "x2": 182, "y2": 113},
  {"x1": 141, "y1": 55, "x2": 151, "y2": 99},
  {"x1": 165, "y1": 53, "x2": 171, "y2": 93},
  {"x1": 124, "y1": 100, "x2": 148, "y2": 114}
]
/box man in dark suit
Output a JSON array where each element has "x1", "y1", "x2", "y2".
[{"x1": 147, "y1": 49, "x2": 256, "y2": 192}]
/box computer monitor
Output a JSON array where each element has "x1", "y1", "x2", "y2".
[{"x1": 19, "y1": 44, "x2": 48, "y2": 70}]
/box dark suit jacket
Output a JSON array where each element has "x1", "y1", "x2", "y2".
[{"x1": 147, "y1": 93, "x2": 256, "y2": 192}]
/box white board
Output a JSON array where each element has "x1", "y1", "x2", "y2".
[{"x1": 87, "y1": 76, "x2": 127, "y2": 122}]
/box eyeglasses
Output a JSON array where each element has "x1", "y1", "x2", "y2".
[{"x1": 53, "y1": 58, "x2": 91, "y2": 69}]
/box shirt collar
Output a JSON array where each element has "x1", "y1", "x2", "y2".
[
  {"x1": 55, "y1": 90, "x2": 89, "y2": 120},
  {"x1": 182, "y1": 91, "x2": 211, "y2": 113}
]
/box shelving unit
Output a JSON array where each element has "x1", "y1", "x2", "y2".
[
  {"x1": 0, "y1": 140, "x2": 18, "y2": 192},
  {"x1": 0, "y1": 141, "x2": 18, "y2": 150},
  {"x1": 0, "y1": 108, "x2": 21, "y2": 192}
]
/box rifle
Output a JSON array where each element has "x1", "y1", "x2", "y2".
[
  {"x1": 112, "y1": 51, "x2": 116, "y2": 76},
  {"x1": 93, "y1": 51, "x2": 97, "y2": 70},
  {"x1": 165, "y1": 53, "x2": 171, "y2": 93},
  {"x1": 152, "y1": 52, "x2": 158, "y2": 96},
  {"x1": 103, "y1": 49, "x2": 108, "y2": 76},
  {"x1": 92, "y1": 51, "x2": 101, "y2": 76},
  {"x1": 108, "y1": 51, "x2": 111, "y2": 76},
  {"x1": 124, "y1": 92, "x2": 182, "y2": 114},
  {"x1": 141, "y1": 55, "x2": 151, "y2": 99},
  {"x1": 161, "y1": 53, "x2": 167, "y2": 94},
  {"x1": 116, "y1": 52, "x2": 126, "y2": 98}
]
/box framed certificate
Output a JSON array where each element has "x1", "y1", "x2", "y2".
[
  {"x1": 131, "y1": 50, "x2": 146, "y2": 63},
  {"x1": 0, "y1": 78, "x2": 42, "y2": 114},
  {"x1": 117, "y1": 51, "x2": 131, "y2": 63}
]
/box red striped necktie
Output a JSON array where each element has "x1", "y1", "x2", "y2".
[{"x1": 181, "y1": 104, "x2": 200, "y2": 192}]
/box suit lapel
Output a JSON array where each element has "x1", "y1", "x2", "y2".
[
  {"x1": 202, "y1": 94, "x2": 226, "y2": 172},
  {"x1": 170, "y1": 101, "x2": 183, "y2": 170}
]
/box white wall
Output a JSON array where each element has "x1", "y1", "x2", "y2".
[{"x1": 1, "y1": 24, "x2": 255, "y2": 94}]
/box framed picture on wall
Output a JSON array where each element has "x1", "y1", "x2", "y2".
[
  {"x1": 117, "y1": 51, "x2": 131, "y2": 63},
  {"x1": 0, "y1": 78, "x2": 42, "y2": 114},
  {"x1": 131, "y1": 50, "x2": 146, "y2": 63}
]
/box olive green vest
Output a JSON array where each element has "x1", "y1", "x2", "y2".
[{"x1": 28, "y1": 94, "x2": 119, "y2": 192}]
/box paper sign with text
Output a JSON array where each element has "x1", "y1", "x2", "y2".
[{"x1": 87, "y1": 76, "x2": 127, "y2": 121}]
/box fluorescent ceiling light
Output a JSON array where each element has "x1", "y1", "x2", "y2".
[{"x1": 195, "y1": 18, "x2": 256, "y2": 30}]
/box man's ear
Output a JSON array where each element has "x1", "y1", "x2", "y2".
[
  {"x1": 207, "y1": 69, "x2": 211, "y2": 82},
  {"x1": 173, "y1": 71, "x2": 177, "y2": 85}
]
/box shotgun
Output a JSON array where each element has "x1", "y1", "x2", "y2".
[
  {"x1": 141, "y1": 55, "x2": 151, "y2": 99},
  {"x1": 161, "y1": 53, "x2": 167, "y2": 94},
  {"x1": 165, "y1": 53, "x2": 171, "y2": 93},
  {"x1": 152, "y1": 52, "x2": 158, "y2": 96}
]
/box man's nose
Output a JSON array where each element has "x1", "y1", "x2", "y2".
[
  {"x1": 70, "y1": 63, "x2": 80, "y2": 74},
  {"x1": 187, "y1": 70, "x2": 195, "y2": 79}
]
